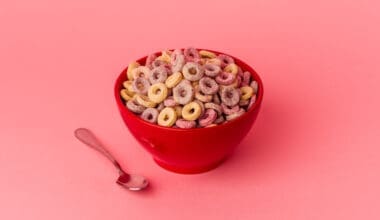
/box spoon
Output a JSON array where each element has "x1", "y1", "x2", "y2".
[{"x1": 74, "y1": 128, "x2": 149, "y2": 191}]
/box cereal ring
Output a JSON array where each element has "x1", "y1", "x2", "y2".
[
  {"x1": 215, "y1": 72, "x2": 236, "y2": 85},
  {"x1": 250, "y1": 80, "x2": 258, "y2": 94},
  {"x1": 204, "y1": 102, "x2": 222, "y2": 116},
  {"x1": 226, "y1": 108, "x2": 245, "y2": 121},
  {"x1": 182, "y1": 101, "x2": 202, "y2": 121},
  {"x1": 182, "y1": 62, "x2": 204, "y2": 81},
  {"x1": 157, "y1": 102, "x2": 165, "y2": 111},
  {"x1": 199, "y1": 77, "x2": 219, "y2": 95},
  {"x1": 141, "y1": 108, "x2": 159, "y2": 123},
  {"x1": 198, "y1": 109, "x2": 217, "y2": 127},
  {"x1": 132, "y1": 66, "x2": 151, "y2": 80},
  {"x1": 214, "y1": 115, "x2": 225, "y2": 124},
  {"x1": 171, "y1": 50, "x2": 185, "y2": 73},
  {"x1": 126, "y1": 99, "x2": 146, "y2": 114},
  {"x1": 221, "y1": 103, "x2": 239, "y2": 115},
  {"x1": 175, "y1": 119, "x2": 196, "y2": 129},
  {"x1": 151, "y1": 59, "x2": 166, "y2": 68},
  {"x1": 184, "y1": 47, "x2": 200, "y2": 62},
  {"x1": 218, "y1": 54, "x2": 235, "y2": 68},
  {"x1": 199, "y1": 50, "x2": 216, "y2": 59},
  {"x1": 135, "y1": 94, "x2": 156, "y2": 108},
  {"x1": 248, "y1": 94, "x2": 257, "y2": 109},
  {"x1": 148, "y1": 83, "x2": 168, "y2": 104},
  {"x1": 239, "y1": 99, "x2": 249, "y2": 106},
  {"x1": 174, "y1": 105, "x2": 183, "y2": 118},
  {"x1": 163, "y1": 96, "x2": 176, "y2": 107},
  {"x1": 120, "y1": 89, "x2": 134, "y2": 101},
  {"x1": 193, "y1": 100, "x2": 205, "y2": 117},
  {"x1": 132, "y1": 77, "x2": 150, "y2": 94},
  {"x1": 123, "y1": 80, "x2": 133, "y2": 90},
  {"x1": 242, "y1": 71, "x2": 251, "y2": 86},
  {"x1": 126, "y1": 62, "x2": 140, "y2": 80},
  {"x1": 206, "y1": 58, "x2": 222, "y2": 66},
  {"x1": 221, "y1": 87, "x2": 240, "y2": 106},
  {"x1": 145, "y1": 53, "x2": 157, "y2": 68},
  {"x1": 165, "y1": 71, "x2": 183, "y2": 88},
  {"x1": 240, "y1": 86, "x2": 253, "y2": 100},
  {"x1": 213, "y1": 94, "x2": 221, "y2": 104},
  {"x1": 195, "y1": 91, "x2": 212, "y2": 102},
  {"x1": 157, "y1": 50, "x2": 171, "y2": 63},
  {"x1": 204, "y1": 64, "x2": 221, "y2": 77},
  {"x1": 157, "y1": 107, "x2": 177, "y2": 127},
  {"x1": 173, "y1": 80, "x2": 194, "y2": 105},
  {"x1": 224, "y1": 63, "x2": 239, "y2": 75},
  {"x1": 149, "y1": 66, "x2": 168, "y2": 84},
  {"x1": 237, "y1": 66, "x2": 244, "y2": 77}
]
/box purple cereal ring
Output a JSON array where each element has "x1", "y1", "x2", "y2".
[
  {"x1": 241, "y1": 71, "x2": 251, "y2": 86},
  {"x1": 163, "y1": 96, "x2": 176, "y2": 107},
  {"x1": 214, "y1": 115, "x2": 225, "y2": 124},
  {"x1": 141, "y1": 108, "x2": 159, "y2": 123},
  {"x1": 175, "y1": 119, "x2": 196, "y2": 129},
  {"x1": 221, "y1": 103, "x2": 239, "y2": 115},
  {"x1": 215, "y1": 72, "x2": 236, "y2": 85},
  {"x1": 226, "y1": 108, "x2": 246, "y2": 121},
  {"x1": 132, "y1": 77, "x2": 150, "y2": 95},
  {"x1": 126, "y1": 99, "x2": 146, "y2": 114},
  {"x1": 171, "y1": 49, "x2": 185, "y2": 73},
  {"x1": 198, "y1": 109, "x2": 217, "y2": 127},
  {"x1": 221, "y1": 87, "x2": 240, "y2": 106},
  {"x1": 182, "y1": 62, "x2": 204, "y2": 81},
  {"x1": 173, "y1": 80, "x2": 194, "y2": 105},
  {"x1": 149, "y1": 66, "x2": 168, "y2": 84},
  {"x1": 248, "y1": 94, "x2": 257, "y2": 109},
  {"x1": 184, "y1": 47, "x2": 200, "y2": 62},
  {"x1": 157, "y1": 102, "x2": 165, "y2": 111},
  {"x1": 204, "y1": 64, "x2": 221, "y2": 77},
  {"x1": 213, "y1": 94, "x2": 221, "y2": 104},
  {"x1": 204, "y1": 102, "x2": 222, "y2": 116},
  {"x1": 145, "y1": 54, "x2": 157, "y2": 68},
  {"x1": 199, "y1": 77, "x2": 219, "y2": 95},
  {"x1": 250, "y1": 80, "x2": 258, "y2": 94},
  {"x1": 218, "y1": 54, "x2": 235, "y2": 68}
]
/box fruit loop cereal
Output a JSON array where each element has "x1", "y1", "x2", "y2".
[{"x1": 121, "y1": 47, "x2": 259, "y2": 128}]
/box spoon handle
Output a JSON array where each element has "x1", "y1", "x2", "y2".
[{"x1": 74, "y1": 128, "x2": 123, "y2": 172}]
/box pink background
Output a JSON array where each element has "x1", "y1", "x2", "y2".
[{"x1": 1, "y1": 0, "x2": 379, "y2": 219}]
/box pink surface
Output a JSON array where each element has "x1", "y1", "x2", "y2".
[{"x1": 0, "y1": 0, "x2": 379, "y2": 219}]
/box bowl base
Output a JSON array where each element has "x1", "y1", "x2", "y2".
[{"x1": 153, "y1": 157, "x2": 227, "y2": 174}]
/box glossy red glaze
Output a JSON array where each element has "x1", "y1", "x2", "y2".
[{"x1": 114, "y1": 49, "x2": 264, "y2": 174}]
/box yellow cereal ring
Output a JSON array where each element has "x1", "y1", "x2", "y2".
[
  {"x1": 120, "y1": 89, "x2": 134, "y2": 101},
  {"x1": 135, "y1": 94, "x2": 157, "y2": 108},
  {"x1": 126, "y1": 62, "x2": 140, "y2": 80},
  {"x1": 157, "y1": 107, "x2": 177, "y2": 127},
  {"x1": 240, "y1": 86, "x2": 253, "y2": 100},
  {"x1": 174, "y1": 105, "x2": 183, "y2": 118},
  {"x1": 206, "y1": 58, "x2": 222, "y2": 66},
  {"x1": 123, "y1": 81, "x2": 135, "y2": 95},
  {"x1": 165, "y1": 72, "x2": 183, "y2": 88},
  {"x1": 182, "y1": 101, "x2": 202, "y2": 121},
  {"x1": 199, "y1": 50, "x2": 216, "y2": 59},
  {"x1": 195, "y1": 91, "x2": 212, "y2": 102},
  {"x1": 224, "y1": 63, "x2": 239, "y2": 75},
  {"x1": 157, "y1": 50, "x2": 171, "y2": 63},
  {"x1": 148, "y1": 83, "x2": 168, "y2": 104}
]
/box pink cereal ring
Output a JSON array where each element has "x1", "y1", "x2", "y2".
[
  {"x1": 149, "y1": 66, "x2": 168, "y2": 84},
  {"x1": 175, "y1": 119, "x2": 196, "y2": 129},
  {"x1": 132, "y1": 77, "x2": 151, "y2": 95},
  {"x1": 237, "y1": 66, "x2": 244, "y2": 77},
  {"x1": 184, "y1": 47, "x2": 200, "y2": 62},
  {"x1": 171, "y1": 49, "x2": 185, "y2": 73},
  {"x1": 221, "y1": 103, "x2": 240, "y2": 115},
  {"x1": 241, "y1": 71, "x2": 251, "y2": 86},
  {"x1": 226, "y1": 108, "x2": 246, "y2": 121},
  {"x1": 248, "y1": 94, "x2": 257, "y2": 109},
  {"x1": 173, "y1": 80, "x2": 194, "y2": 105},
  {"x1": 163, "y1": 96, "x2": 176, "y2": 107},
  {"x1": 157, "y1": 102, "x2": 165, "y2": 111},
  {"x1": 199, "y1": 77, "x2": 219, "y2": 95},
  {"x1": 204, "y1": 64, "x2": 221, "y2": 77},
  {"x1": 145, "y1": 53, "x2": 157, "y2": 68},
  {"x1": 141, "y1": 108, "x2": 159, "y2": 123},
  {"x1": 152, "y1": 59, "x2": 166, "y2": 68},
  {"x1": 250, "y1": 80, "x2": 258, "y2": 94},
  {"x1": 215, "y1": 72, "x2": 236, "y2": 85},
  {"x1": 236, "y1": 75, "x2": 242, "y2": 87},
  {"x1": 198, "y1": 109, "x2": 217, "y2": 127},
  {"x1": 204, "y1": 102, "x2": 222, "y2": 116},
  {"x1": 218, "y1": 54, "x2": 235, "y2": 68},
  {"x1": 182, "y1": 62, "x2": 204, "y2": 81},
  {"x1": 126, "y1": 99, "x2": 146, "y2": 114},
  {"x1": 214, "y1": 115, "x2": 225, "y2": 124},
  {"x1": 221, "y1": 87, "x2": 240, "y2": 106}
]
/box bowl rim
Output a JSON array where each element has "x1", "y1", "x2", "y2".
[{"x1": 114, "y1": 48, "x2": 264, "y2": 132}]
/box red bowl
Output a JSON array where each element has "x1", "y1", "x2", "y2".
[{"x1": 114, "y1": 49, "x2": 264, "y2": 174}]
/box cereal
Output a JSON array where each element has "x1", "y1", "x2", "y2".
[
  {"x1": 141, "y1": 108, "x2": 159, "y2": 123},
  {"x1": 173, "y1": 80, "x2": 194, "y2": 105},
  {"x1": 182, "y1": 62, "x2": 204, "y2": 81},
  {"x1": 157, "y1": 107, "x2": 177, "y2": 127},
  {"x1": 149, "y1": 66, "x2": 169, "y2": 84},
  {"x1": 165, "y1": 72, "x2": 183, "y2": 88},
  {"x1": 148, "y1": 83, "x2": 168, "y2": 104},
  {"x1": 182, "y1": 101, "x2": 202, "y2": 121},
  {"x1": 121, "y1": 48, "x2": 259, "y2": 128}
]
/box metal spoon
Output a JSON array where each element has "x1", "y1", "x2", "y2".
[{"x1": 74, "y1": 128, "x2": 149, "y2": 191}]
